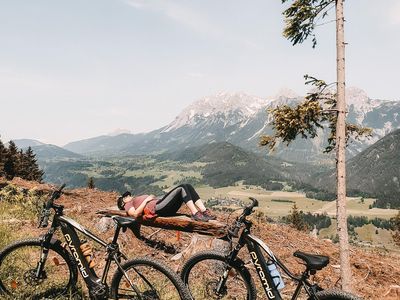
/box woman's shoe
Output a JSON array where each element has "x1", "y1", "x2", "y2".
[
  {"x1": 202, "y1": 209, "x2": 217, "y2": 220},
  {"x1": 191, "y1": 211, "x2": 209, "y2": 222}
]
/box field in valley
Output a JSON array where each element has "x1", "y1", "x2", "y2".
[{"x1": 120, "y1": 160, "x2": 398, "y2": 221}]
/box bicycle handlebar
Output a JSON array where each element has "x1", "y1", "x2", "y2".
[
  {"x1": 39, "y1": 184, "x2": 66, "y2": 228},
  {"x1": 228, "y1": 197, "x2": 258, "y2": 237}
]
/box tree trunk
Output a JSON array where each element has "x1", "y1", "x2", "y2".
[
  {"x1": 96, "y1": 209, "x2": 227, "y2": 237},
  {"x1": 335, "y1": 0, "x2": 352, "y2": 291}
]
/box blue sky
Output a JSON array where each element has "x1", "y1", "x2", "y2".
[{"x1": 1, "y1": 0, "x2": 399, "y2": 145}]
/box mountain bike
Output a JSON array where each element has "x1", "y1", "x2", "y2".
[
  {"x1": 181, "y1": 197, "x2": 362, "y2": 300},
  {"x1": 0, "y1": 184, "x2": 191, "y2": 300}
]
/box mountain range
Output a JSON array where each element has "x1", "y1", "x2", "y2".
[
  {"x1": 12, "y1": 139, "x2": 82, "y2": 160},
  {"x1": 63, "y1": 88, "x2": 400, "y2": 162},
  {"x1": 5, "y1": 88, "x2": 400, "y2": 206}
]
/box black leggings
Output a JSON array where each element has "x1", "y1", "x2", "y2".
[{"x1": 155, "y1": 184, "x2": 200, "y2": 217}]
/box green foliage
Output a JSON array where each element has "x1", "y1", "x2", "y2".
[
  {"x1": 281, "y1": 0, "x2": 335, "y2": 48},
  {"x1": 260, "y1": 98, "x2": 324, "y2": 150},
  {"x1": 271, "y1": 199, "x2": 295, "y2": 203},
  {"x1": 305, "y1": 190, "x2": 336, "y2": 201},
  {"x1": 282, "y1": 208, "x2": 331, "y2": 231},
  {"x1": 260, "y1": 76, "x2": 372, "y2": 153},
  {"x1": 289, "y1": 180, "x2": 336, "y2": 201},
  {"x1": 178, "y1": 143, "x2": 283, "y2": 188},
  {"x1": 303, "y1": 212, "x2": 331, "y2": 230},
  {"x1": 373, "y1": 194, "x2": 400, "y2": 209},
  {"x1": 346, "y1": 215, "x2": 393, "y2": 233},
  {"x1": 87, "y1": 177, "x2": 95, "y2": 189},
  {"x1": 391, "y1": 211, "x2": 400, "y2": 247},
  {"x1": 286, "y1": 204, "x2": 308, "y2": 231},
  {"x1": 262, "y1": 181, "x2": 284, "y2": 191},
  {"x1": 0, "y1": 183, "x2": 45, "y2": 220},
  {"x1": 173, "y1": 176, "x2": 202, "y2": 187},
  {"x1": 0, "y1": 139, "x2": 44, "y2": 182}
]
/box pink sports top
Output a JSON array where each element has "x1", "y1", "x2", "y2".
[{"x1": 124, "y1": 195, "x2": 157, "y2": 214}]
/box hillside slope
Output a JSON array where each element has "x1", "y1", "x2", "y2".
[
  {"x1": 312, "y1": 129, "x2": 400, "y2": 207},
  {"x1": 157, "y1": 142, "x2": 322, "y2": 187},
  {"x1": 1, "y1": 177, "x2": 399, "y2": 299},
  {"x1": 32, "y1": 144, "x2": 83, "y2": 160}
]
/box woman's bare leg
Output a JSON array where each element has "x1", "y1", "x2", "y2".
[
  {"x1": 194, "y1": 199, "x2": 207, "y2": 212},
  {"x1": 186, "y1": 200, "x2": 199, "y2": 215}
]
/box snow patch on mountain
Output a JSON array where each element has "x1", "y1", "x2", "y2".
[{"x1": 162, "y1": 92, "x2": 269, "y2": 132}]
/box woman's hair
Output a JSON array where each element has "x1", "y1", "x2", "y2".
[{"x1": 117, "y1": 191, "x2": 131, "y2": 210}]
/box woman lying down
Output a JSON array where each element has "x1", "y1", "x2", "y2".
[{"x1": 117, "y1": 184, "x2": 216, "y2": 222}]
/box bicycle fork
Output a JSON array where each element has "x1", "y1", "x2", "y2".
[
  {"x1": 34, "y1": 229, "x2": 56, "y2": 279},
  {"x1": 215, "y1": 242, "x2": 243, "y2": 296}
]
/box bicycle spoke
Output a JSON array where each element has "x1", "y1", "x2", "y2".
[
  {"x1": 186, "y1": 258, "x2": 249, "y2": 300},
  {"x1": 0, "y1": 243, "x2": 73, "y2": 299},
  {"x1": 114, "y1": 262, "x2": 183, "y2": 300}
]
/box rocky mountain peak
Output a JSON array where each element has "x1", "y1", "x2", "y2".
[
  {"x1": 346, "y1": 87, "x2": 370, "y2": 107},
  {"x1": 273, "y1": 87, "x2": 299, "y2": 100},
  {"x1": 163, "y1": 92, "x2": 269, "y2": 132}
]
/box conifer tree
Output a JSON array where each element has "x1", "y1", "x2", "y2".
[
  {"x1": 287, "y1": 204, "x2": 307, "y2": 231},
  {"x1": 4, "y1": 141, "x2": 19, "y2": 180},
  {"x1": 392, "y1": 211, "x2": 400, "y2": 247},
  {"x1": 23, "y1": 147, "x2": 44, "y2": 182},
  {"x1": 261, "y1": 0, "x2": 364, "y2": 290},
  {"x1": 16, "y1": 149, "x2": 24, "y2": 177},
  {"x1": 0, "y1": 139, "x2": 7, "y2": 177},
  {"x1": 87, "y1": 177, "x2": 95, "y2": 189}
]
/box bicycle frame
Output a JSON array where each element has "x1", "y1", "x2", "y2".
[
  {"x1": 225, "y1": 223, "x2": 320, "y2": 300},
  {"x1": 38, "y1": 204, "x2": 128, "y2": 296}
]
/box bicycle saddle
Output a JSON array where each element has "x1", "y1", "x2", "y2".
[
  {"x1": 293, "y1": 251, "x2": 329, "y2": 270},
  {"x1": 112, "y1": 216, "x2": 137, "y2": 227}
]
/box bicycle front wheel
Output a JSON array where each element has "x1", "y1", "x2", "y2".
[
  {"x1": 181, "y1": 250, "x2": 257, "y2": 300},
  {"x1": 111, "y1": 257, "x2": 191, "y2": 300},
  {"x1": 0, "y1": 238, "x2": 78, "y2": 299}
]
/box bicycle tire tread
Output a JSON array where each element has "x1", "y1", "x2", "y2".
[{"x1": 314, "y1": 288, "x2": 363, "y2": 300}]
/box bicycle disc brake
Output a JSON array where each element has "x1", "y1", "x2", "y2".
[
  {"x1": 205, "y1": 280, "x2": 227, "y2": 299},
  {"x1": 23, "y1": 269, "x2": 46, "y2": 286}
]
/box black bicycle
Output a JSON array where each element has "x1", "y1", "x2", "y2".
[
  {"x1": 0, "y1": 184, "x2": 191, "y2": 300},
  {"x1": 181, "y1": 197, "x2": 362, "y2": 300}
]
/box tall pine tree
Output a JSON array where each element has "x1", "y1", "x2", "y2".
[
  {"x1": 0, "y1": 139, "x2": 7, "y2": 177},
  {"x1": 24, "y1": 147, "x2": 44, "y2": 182},
  {"x1": 23, "y1": 147, "x2": 44, "y2": 182},
  {"x1": 4, "y1": 141, "x2": 19, "y2": 180}
]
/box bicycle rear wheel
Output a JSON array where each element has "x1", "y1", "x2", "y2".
[
  {"x1": 0, "y1": 238, "x2": 78, "y2": 299},
  {"x1": 181, "y1": 250, "x2": 257, "y2": 300},
  {"x1": 312, "y1": 289, "x2": 363, "y2": 300},
  {"x1": 111, "y1": 257, "x2": 191, "y2": 300}
]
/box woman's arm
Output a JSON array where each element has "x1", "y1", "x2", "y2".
[{"x1": 127, "y1": 195, "x2": 156, "y2": 218}]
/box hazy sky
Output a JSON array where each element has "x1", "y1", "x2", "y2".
[{"x1": 1, "y1": 0, "x2": 399, "y2": 146}]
